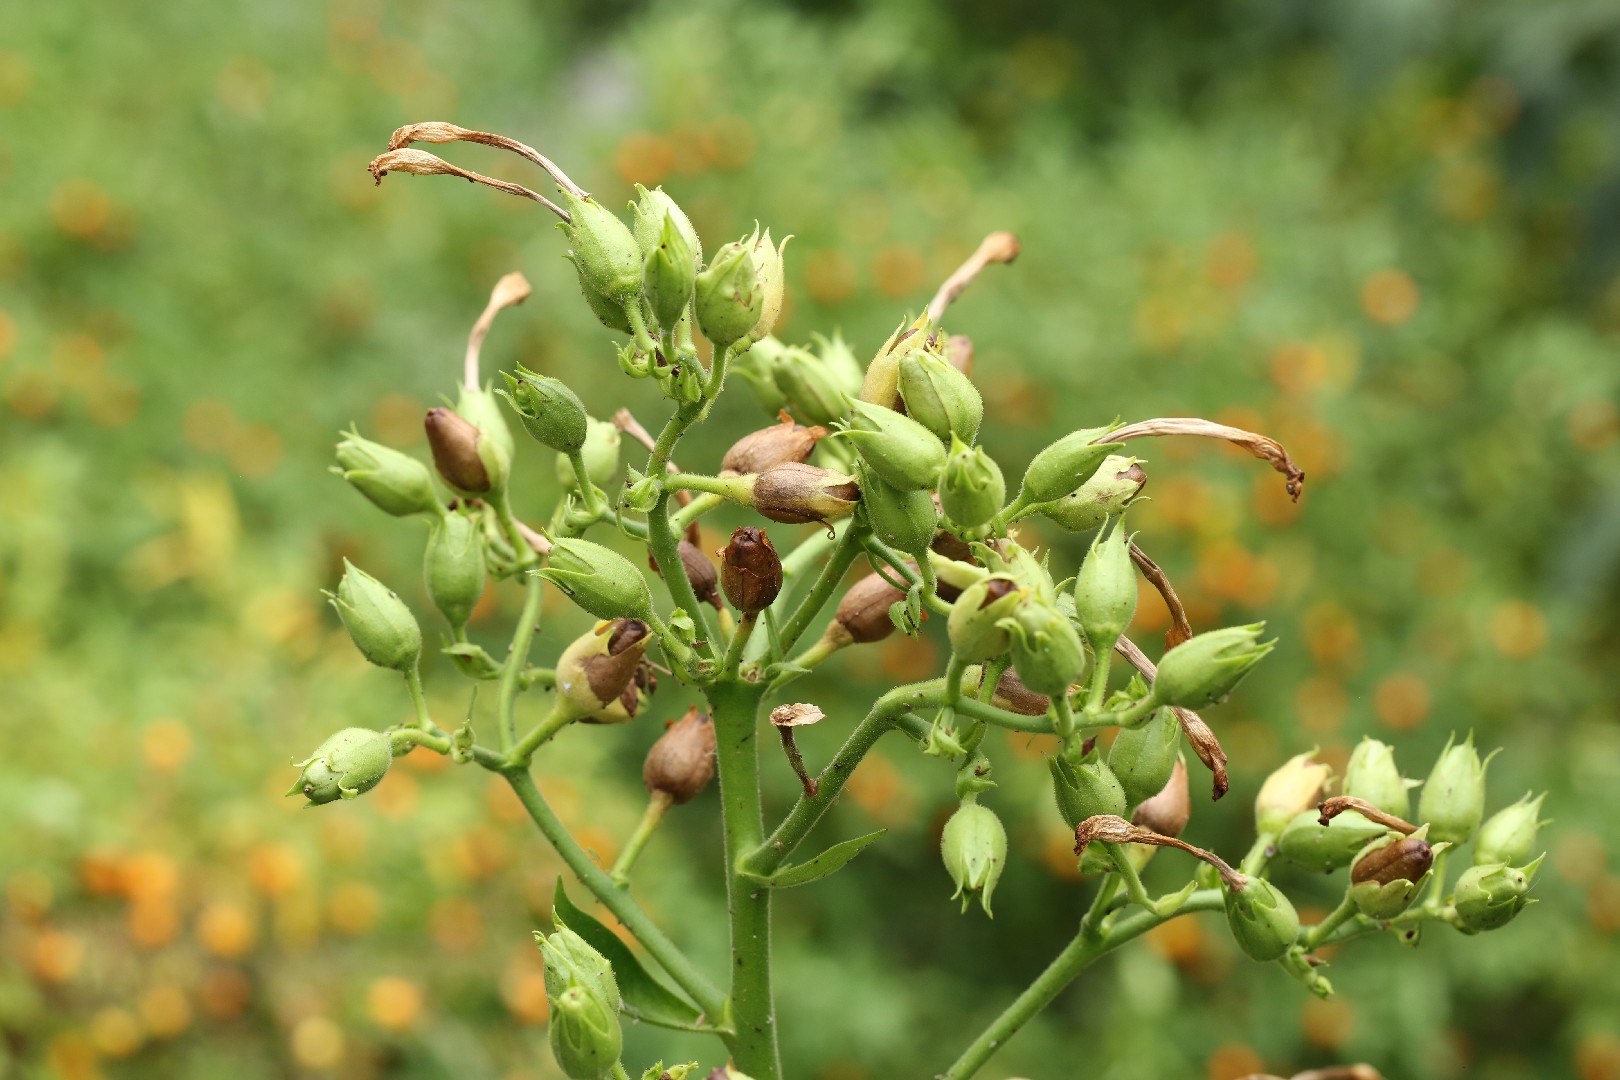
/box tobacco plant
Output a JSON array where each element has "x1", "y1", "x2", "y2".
[{"x1": 289, "y1": 122, "x2": 1547, "y2": 1079}]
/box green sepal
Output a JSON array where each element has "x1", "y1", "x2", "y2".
[{"x1": 442, "y1": 640, "x2": 502, "y2": 680}]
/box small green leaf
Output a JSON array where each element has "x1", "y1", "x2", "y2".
[
  {"x1": 550, "y1": 880, "x2": 710, "y2": 1032},
  {"x1": 442, "y1": 641, "x2": 501, "y2": 680},
  {"x1": 750, "y1": 830, "x2": 886, "y2": 889},
  {"x1": 762, "y1": 662, "x2": 812, "y2": 694}
]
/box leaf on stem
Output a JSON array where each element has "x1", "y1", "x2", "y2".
[
  {"x1": 742, "y1": 829, "x2": 886, "y2": 888},
  {"x1": 550, "y1": 880, "x2": 709, "y2": 1031}
]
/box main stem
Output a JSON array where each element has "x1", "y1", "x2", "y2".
[{"x1": 708, "y1": 678, "x2": 781, "y2": 1080}]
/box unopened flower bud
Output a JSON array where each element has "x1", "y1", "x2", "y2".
[
  {"x1": 859, "y1": 318, "x2": 930, "y2": 410},
  {"x1": 938, "y1": 436, "x2": 1005, "y2": 533},
  {"x1": 425, "y1": 407, "x2": 501, "y2": 495},
  {"x1": 1475, "y1": 793, "x2": 1547, "y2": 868},
  {"x1": 720, "y1": 415, "x2": 828, "y2": 477},
  {"x1": 1417, "y1": 732, "x2": 1492, "y2": 846},
  {"x1": 827, "y1": 572, "x2": 907, "y2": 645},
  {"x1": 751, "y1": 462, "x2": 860, "y2": 525},
  {"x1": 813, "y1": 331, "x2": 865, "y2": 390},
  {"x1": 1277, "y1": 809, "x2": 1390, "y2": 873},
  {"x1": 560, "y1": 191, "x2": 643, "y2": 306},
  {"x1": 719, "y1": 527, "x2": 783, "y2": 614},
  {"x1": 644, "y1": 708, "x2": 716, "y2": 804},
  {"x1": 1222, "y1": 876, "x2": 1300, "y2": 962},
  {"x1": 1000, "y1": 600, "x2": 1086, "y2": 697},
  {"x1": 1131, "y1": 759, "x2": 1191, "y2": 838},
  {"x1": 1019, "y1": 427, "x2": 1127, "y2": 505},
  {"x1": 837, "y1": 401, "x2": 947, "y2": 491},
  {"x1": 642, "y1": 212, "x2": 699, "y2": 330},
  {"x1": 327, "y1": 561, "x2": 422, "y2": 672},
  {"x1": 1049, "y1": 753, "x2": 1127, "y2": 830},
  {"x1": 1036, "y1": 456, "x2": 1147, "y2": 533},
  {"x1": 1108, "y1": 706, "x2": 1180, "y2": 808},
  {"x1": 859, "y1": 466, "x2": 939, "y2": 557},
  {"x1": 1452, "y1": 857, "x2": 1540, "y2": 933},
  {"x1": 1349, "y1": 833, "x2": 1435, "y2": 919},
  {"x1": 287, "y1": 727, "x2": 392, "y2": 805},
  {"x1": 424, "y1": 511, "x2": 486, "y2": 629},
  {"x1": 538, "y1": 924, "x2": 619, "y2": 1006},
  {"x1": 749, "y1": 228, "x2": 788, "y2": 343},
  {"x1": 500, "y1": 366, "x2": 589, "y2": 454},
  {"x1": 538, "y1": 539, "x2": 653, "y2": 621},
  {"x1": 555, "y1": 418, "x2": 622, "y2": 491},
  {"x1": 694, "y1": 237, "x2": 762, "y2": 349},
  {"x1": 772, "y1": 344, "x2": 856, "y2": 427},
  {"x1": 1254, "y1": 750, "x2": 1332, "y2": 836},
  {"x1": 1342, "y1": 737, "x2": 1414, "y2": 820},
  {"x1": 555, "y1": 619, "x2": 654, "y2": 723},
  {"x1": 537, "y1": 925, "x2": 622, "y2": 1080},
  {"x1": 946, "y1": 575, "x2": 1024, "y2": 662},
  {"x1": 941, "y1": 801, "x2": 1007, "y2": 916},
  {"x1": 332, "y1": 429, "x2": 440, "y2": 516},
  {"x1": 1072, "y1": 516, "x2": 1137, "y2": 657},
  {"x1": 1151, "y1": 623, "x2": 1274, "y2": 711},
  {"x1": 897, "y1": 347, "x2": 983, "y2": 444}
]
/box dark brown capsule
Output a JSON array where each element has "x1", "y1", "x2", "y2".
[
  {"x1": 1131, "y1": 759, "x2": 1191, "y2": 839},
  {"x1": 583, "y1": 618, "x2": 651, "y2": 706},
  {"x1": 751, "y1": 462, "x2": 860, "y2": 525},
  {"x1": 1351, "y1": 835, "x2": 1434, "y2": 887},
  {"x1": 650, "y1": 541, "x2": 721, "y2": 608},
  {"x1": 424, "y1": 408, "x2": 490, "y2": 493},
  {"x1": 990, "y1": 666, "x2": 1051, "y2": 716},
  {"x1": 720, "y1": 414, "x2": 828, "y2": 477},
  {"x1": 643, "y1": 707, "x2": 716, "y2": 804},
  {"x1": 830, "y1": 570, "x2": 907, "y2": 645},
  {"x1": 719, "y1": 527, "x2": 783, "y2": 614}
]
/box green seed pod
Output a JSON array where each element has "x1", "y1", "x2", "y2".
[
  {"x1": 1452, "y1": 857, "x2": 1541, "y2": 933},
  {"x1": 897, "y1": 347, "x2": 983, "y2": 444},
  {"x1": 1475, "y1": 793, "x2": 1547, "y2": 868},
  {"x1": 577, "y1": 272, "x2": 633, "y2": 333},
  {"x1": 1151, "y1": 623, "x2": 1274, "y2": 711},
  {"x1": 555, "y1": 418, "x2": 622, "y2": 490},
  {"x1": 332, "y1": 428, "x2": 441, "y2": 517},
  {"x1": 642, "y1": 212, "x2": 698, "y2": 331},
  {"x1": 748, "y1": 228, "x2": 788, "y2": 343},
  {"x1": 1035, "y1": 456, "x2": 1147, "y2": 532},
  {"x1": 749, "y1": 462, "x2": 861, "y2": 525},
  {"x1": 772, "y1": 345, "x2": 855, "y2": 427},
  {"x1": 941, "y1": 801, "x2": 1007, "y2": 916},
  {"x1": 1348, "y1": 832, "x2": 1435, "y2": 919},
  {"x1": 1071, "y1": 516, "x2": 1137, "y2": 657},
  {"x1": 560, "y1": 192, "x2": 643, "y2": 306},
  {"x1": 938, "y1": 436, "x2": 1005, "y2": 532},
  {"x1": 1019, "y1": 427, "x2": 1127, "y2": 505},
  {"x1": 287, "y1": 727, "x2": 392, "y2": 805},
  {"x1": 424, "y1": 511, "x2": 486, "y2": 629},
  {"x1": 1342, "y1": 737, "x2": 1413, "y2": 820},
  {"x1": 1254, "y1": 750, "x2": 1332, "y2": 837},
  {"x1": 327, "y1": 561, "x2": 422, "y2": 672},
  {"x1": 1108, "y1": 706, "x2": 1180, "y2": 808},
  {"x1": 1277, "y1": 809, "x2": 1390, "y2": 873},
  {"x1": 837, "y1": 401, "x2": 947, "y2": 491},
  {"x1": 1417, "y1": 732, "x2": 1492, "y2": 846},
  {"x1": 946, "y1": 575, "x2": 1024, "y2": 662},
  {"x1": 694, "y1": 237, "x2": 762, "y2": 349},
  {"x1": 500, "y1": 365, "x2": 589, "y2": 455},
  {"x1": 999, "y1": 601, "x2": 1086, "y2": 697},
  {"x1": 858, "y1": 465, "x2": 939, "y2": 557},
  {"x1": 537, "y1": 539, "x2": 653, "y2": 622},
  {"x1": 538, "y1": 923, "x2": 621, "y2": 1011},
  {"x1": 1223, "y1": 876, "x2": 1300, "y2": 962},
  {"x1": 1049, "y1": 754, "x2": 1127, "y2": 830},
  {"x1": 631, "y1": 184, "x2": 702, "y2": 266},
  {"x1": 456, "y1": 382, "x2": 516, "y2": 465},
  {"x1": 539, "y1": 926, "x2": 623, "y2": 1080},
  {"x1": 554, "y1": 619, "x2": 653, "y2": 724}
]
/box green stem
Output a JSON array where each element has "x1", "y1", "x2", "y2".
[
  {"x1": 610, "y1": 790, "x2": 674, "y2": 888},
  {"x1": 625, "y1": 301, "x2": 658, "y2": 358},
  {"x1": 498, "y1": 575, "x2": 546, "y2": 752},
  {"x1": 389, "y1": 726, "x2": 451, "y2": 755},
  {"x1": 722, "y1": 611, "x2": 759, "y2": 677},
  {"x1": 404, "y1": 665, "x2": 437, "y2": 733},
  {"x1": 665, "y1": 472, "x2": 756, "y2": 502},
  {"x1": 1083, "y1": 648, "x2": 1113, "y2": 716},
  {"x1": 672, "y1": 491, "x2": 726, "y2": 532},
  {"x1": 1302, "y1": 893, "x2": 1360, "y2": 950},
  {"x1": 508, "y1": 699, "x2": 575, "y2": 766},
  {"x1": 775, "y1": 522, "x2": 864, "y2": 657},
  {"x1": 940, "y1": 890, "x2": 1225, "y2": 1080},
  {"x1": 611, "y1": 1063, "x2": 631, "y2": 1080},
  {"x1": 519, "y1": 666, "x2": 557, "y2": 691},
  {"x1": 566, "y1": 451, "x2": 606, "y2": 517},
  {"x1": 502, "y1": 769, "x2": 726, "y2": 1022},
  {"x1": 648, "y1": 494, "x2": 715, "y2": 660},
  {"x1": 1240, "y1": 831, "x2": 1278, "y2": 876},
  {"x1": 708, "y1": 679, "x2": 781, "y2": 1080},
  {"x1": 1424, "y1": 847, "x2": 1451, "y2": 914}
]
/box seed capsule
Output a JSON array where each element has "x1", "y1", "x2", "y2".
[
  {"x1": 941, "y1": 801, "x2": 1007, "y2": 916},
  {"x1": 1049, "y1": 753, "x2": 1127, "y2": 830},
  {"x1": 1223, "y1": 876, "x2": 1300, "y2": 962},
  {"x1": 1036, "y1": 455, "x2": 1147, "y2": 533},
  {"x1": 643, "y1": 708, "x2": 717, "y2": 804},
  {"x1": 332, "y1": 428, "x2": 440, "y2": 517},
  {"x1": 1152, "y1": 623, "x2": 1274, "y2": 711},
  {"x1": 554, "y1": 619, "x2": 654, "y2": 725},
  {"x1": 1475, "y1": 792, "x2": 1547, "y2": 868},
  {"x1": 424, "y1": 407, "x2": 492, "y2": 494},
  {"x1": 1108, "y1": 706, "x2": 1181, "y2": 809},
  {"x1": 1417, "y1": 732, "x2": 1491, "y2": 846},
  {"x1": 1131, "y1": 759, "x2": 1191, "y2": 838},
  {"x1": 499, "y1": 365, "x2": 589, "y2": 455},
  {"x1": 828, "y1": 571, "x2": 908, "y2": 645},
  {"x1": 946, "y1": 575, "x2": 1023, "y2": 662},
  {"x1": 327, "y1": 561, "x2": 422, "y2": 672},
  {"x1": 1254, "y1": 750, "x2": 1333, "y2": 837},
  {"x1": 1342, "y1": 737, "x2": 1413, "y2": 820},
  {"x1": 423, "y1": 511, "x2": 487, "y2": 629},
  {"x1": 720, "y1": 415, "x2": 828, "y2": 477},
  {"x1": 751, "y1": 462, "x2": 860, "y2": 525},
  {"x1": 1452, "y1": 857, "x2": 1540, "y2": 933},
  {"x1": 719, "y1": 527, "x2": 783, "y2": 614},
  {"x1": 1349, "y1": 833, "x2": 1435, "y2": 919},
  {"x1": 538, "y1": 539, "x2": 653, "y2": 622},
  {"x1": 287, "y1": 727, "x2": 393, "y2": 805}
]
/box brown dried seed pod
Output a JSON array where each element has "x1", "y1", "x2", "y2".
[
  {"x1": 990, "y1": 667, "x2": 1051, "y2": 716},
  {"x1": 721, "y1": 414, "x2": 828, "y2": 477},
  {"x1": 1351, "y1": 836, "x2": 1434, "y2": 887},
  {"x1": 719, "y1": 527, "x2": 783, "y2": 614},
  {"x1": 643, "y1": 708, "x2": 717, "y2": 804},
  {"x1": 752, "y1": 462, "x2": 860, "y2": 525},
  {"x1": 830, "y1": 571, "x2": 908, "y2": 645},
  {"x1": 1131, "y1": 759, "x2": 1191, "y2": 838},
  {"x1": 650, "y1": 541, "x2": 721, "y2": 608},
  {"x1": 424, "y1": 408, "x2": 490, "y2": 493}
]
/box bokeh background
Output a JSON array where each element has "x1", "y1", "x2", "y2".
[{"x1": 4, "y1": 0, "x2": 1620, "y2": 1077}]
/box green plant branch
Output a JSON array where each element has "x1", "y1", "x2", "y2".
[
  {"x1": 497, "y1": 574, "x2": 546, "y2": 752},
  {"x1": 772, "y1": 520, "x2": 865, "y2": 660},
  {"x1": 508, "y1": 698, "x2": 574, "y2": 767}
]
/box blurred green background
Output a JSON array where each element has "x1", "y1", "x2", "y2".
[{"x1": 4, "y1": 0, "x2": 1620, "y2": 1077}]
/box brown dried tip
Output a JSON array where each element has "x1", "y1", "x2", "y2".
[
  {"x1": 770, "y1": 704, "x2": 824, "y2": 797},
  {"x1": 769, "y1": 703, "x2": 825, "y2": 728},
  {"x1": 1107, "y1": 416, "x2": 1306, "y2": 502},
  {"x1": 719, "y1": 527, "x2": 783, "y2": 614},
  {"x1": 1114, "y1": 635, "x2": 1229, "y2": 800},
  {"x1": 1073, "y1": 813, "x2": 1245, "y2": 890},
  {"x1": 926, "y1": 230, "x2": 1023, "y2": 323},
  {"x1": 830, "y1": 571, "x2": 908, "y2": 645},
  {"x1": 366, "y1": 148, "x2": 566, "y2": 218},
  {"x1": 643, "y1": 707, "x2": 716, "y2": 804},
  {"x1": 1350, "y1": 835, "x2": 1433, "y2": 887},
  {"x1": 584, "y1": 619, "x2": 652, "y2": 710},
  {"x1": 990, "y1": 667, "x2": 1051, "y2": 716},
  {"x1": 751, "y1": 462, "x2": 860, "y2": 526},
  {"x1": 721, "y1": 413, "x2": 829, "y2": 477},
  {"x1": 1129, "y1": 541, "x2": 1193, "y2": 649},
  {"x1": 1131, "y1": 759, "x2": 1191, "y2": 838},
  {"x1": 424, "y1": 408, "x2": 490, "y2": 493},
  {"x1": 1318, "y1": 796, "x2": 1419, "y2": 835}
]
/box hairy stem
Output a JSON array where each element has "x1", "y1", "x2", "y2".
[{"x1": 497, "y1": 575, "x2": 545, "y2": 752}]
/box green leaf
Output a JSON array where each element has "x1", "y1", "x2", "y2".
[
  {"x1": 748, "y1": 830, "x2": 886, "y2": 889},
  {"x1": 762, "y1": 662, "x2": 812, "y2": 695},
  {"x1": 442, "y1": 641, "x2": 501, "y2": 680},
  {"x1": 550, "y1": 880, "x2": 710, "y2": 1032}
]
